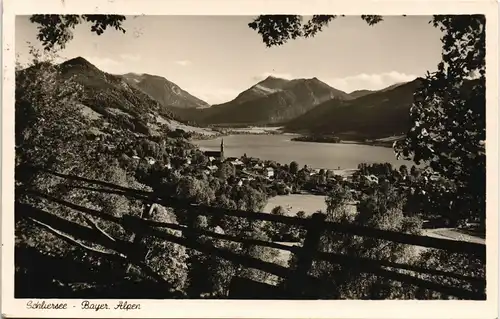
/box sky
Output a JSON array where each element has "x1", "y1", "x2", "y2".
[{"x1": 16, "y1": 15, "x2": 443, "y2": 104}]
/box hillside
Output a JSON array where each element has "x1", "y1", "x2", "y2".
[
  {"x1": 46, "y1": 57, "x2": 214, "y2": 137},
  {"x1": 348, "y1": 89, "x2": 375, "y2": 99},
  {"x1": 285, "y1": 78, "x2": 424, "y2": 139},
  {"x1": 191, "y1": 76, "x2": 351, "y2": 126},
  {"x1": 215, "y1": 75, "x2": 292, "y2": 107},
  {"x1": 121, "y1": 72, "x2": 210, "y2": 110}
]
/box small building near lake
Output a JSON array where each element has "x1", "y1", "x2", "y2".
[
  {"x1": 203, "y1": 139, "x2": 225, "y2": 162},
  {"x1": 229, "y1": 159, "x2": 244, "y2": 167},
  {"x1": 265, "y1": 167, "x2": 274, "y2": 178}
]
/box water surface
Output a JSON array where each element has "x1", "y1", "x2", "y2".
[{"x1": 195, "y1": 134, "x2": 414, "y2": 170}]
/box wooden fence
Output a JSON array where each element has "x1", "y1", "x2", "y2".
[{"x1": 17, "y1": 173, "x2": 487, "y2": 300}]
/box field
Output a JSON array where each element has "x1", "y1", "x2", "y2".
[
  {"x1": 226, "y1": 126, "x2": 283, "y2": 134},
  {"x1": 264, "y1": 194, "x2": 485, "y2": 245},
  {"x1": 264, "y1": 194, "x2": 327, "y2": 216}
]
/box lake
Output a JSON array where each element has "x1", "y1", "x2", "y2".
[{"x1": 195, "y1": 134, "x2": 414, "y2": 170}]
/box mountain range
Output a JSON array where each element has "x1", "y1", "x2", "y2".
[
  {"x1": 20, "y1": 56, "x2": 430, "y2": 140},
  {"x1": 121, "y1": 72, "x2": 210, "y2": 110},
  {"x1": 285, "y1": 78, "x2": 424, "y2": 139},
  {"x1": 26, "y1": 57, "x2": 215, "y2": 137}
]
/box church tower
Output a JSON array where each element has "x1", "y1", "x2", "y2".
[{"x1": 220, "y1": 138, "x2": 225, "y2": 161}]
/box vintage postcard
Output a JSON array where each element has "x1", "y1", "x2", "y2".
[{"x1": 1, "y1": 0, "x2": 498, "y2": 318}]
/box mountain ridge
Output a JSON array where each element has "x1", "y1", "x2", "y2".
[
  {"x1": 30, "y1": 56, "x2": 215, "y2": 137},
  {"x1": 192, "y1": 76, "x2": 352, "y2": 126},
  {"x1": 285, "y1": 77, "x2": 425, "y2": 139},
  {"x1": 120, "y1": 72, "x2": 210, "y2": 110}
]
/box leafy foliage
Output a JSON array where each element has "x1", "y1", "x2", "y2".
[
  {"x1": 15, "y1": 50, "x2": 193, "y2": 297},
  {"x1": 394, "y1": 15, "x2": 486, "y2": 228},
  {"x1": 413, "y1": 249, "x2": 485, "y2": 299},
  {"x1": 304, "y1": 184, "x2": 423, "y2": 299},
  {"x1": 30, "y1": 15, "x2": 126, "y2": 51},
  {"x1": 249, "y1": 14, "x2": 486, "y2": 228},
  {"x1": 248, "y1": 15, "x2": 383, "y2": 47},
  {"x1": 15, "y1": 49, "x2": 87, "y2": 176}
]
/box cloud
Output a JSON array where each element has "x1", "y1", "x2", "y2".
[
  {"x1": 174, "y1": 60, "x2": 192, "y2": 67},
  {"x1": 119, "y1": 53, "x2": 141, "y2": 62},
  {"x1": 324, "y1": 72, "x2": 418, "y2": 93}
]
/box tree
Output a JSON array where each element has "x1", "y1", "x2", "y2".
[
  {"x1": 248, "y1": 15, "x2": 383, "y2": 47},
  {"x1": 289, "y1": 161, "x2": 299, "y2": 175},
  {"x1": 247, "y1": 14, "x2": 486, "y2": 229},
  {"x1": 394, "y1": 16, "x2": 486, "y2": 228},
  {"x1": 399, "y1": 165, "x2": 409, "y2": 177},
  {"x1": 410, "y1": 165, "x2": 421, "y2": 179},
  {"x1": 303, "y1": 184, "x2": 424, "y2": 299},
  {"x1": 217, "y1": 162, "x2": 236, "y2": 180},
  {"x1": 15, "y1": 48, "x2": 92, "y2": 187}
]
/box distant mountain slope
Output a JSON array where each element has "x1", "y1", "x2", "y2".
[
  {"x1": 24, "y1": 57, "x2": 214, "y2": 137},
  {"x1": 195, "y1": 76, "x2": 352, "y2": 126},
  {"x1": 215, "y1": 76, "x2": 292, "y2": 108},
  {"x1": 285, "y1": 78, "x2": 425, "y2": 139},
  {"x1": 121, "y1": 72, "x2": 210, "y2": 110},
  {"x1": 348, "y1": 89, "x2": 375, "y2": 99}
]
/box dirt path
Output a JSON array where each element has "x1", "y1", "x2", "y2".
[{"x1": 423, "y1": 228, "x2": 485, "y2": 244}]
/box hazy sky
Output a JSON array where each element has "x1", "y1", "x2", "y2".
[{"x1": 16, "y1": 15, "x2": 443, "y2": 104}]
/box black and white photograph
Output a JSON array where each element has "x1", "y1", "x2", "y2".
[{"x1": 2, "y1": 0, "x2": 498, "y2": 317}]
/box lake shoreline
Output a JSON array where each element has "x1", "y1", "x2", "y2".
[
  {"x1": 195, "y1": 130, "x2": 399, "y2": 149},
  {"x1": 195, "y1": 133, "x2": 414, "y2": 171},
  {"x1": 289, "y1": 139, "x2": 394, "y2": 149}
]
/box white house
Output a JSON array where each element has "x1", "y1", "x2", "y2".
[
  {"x1": 207, "y1": 165, "x2": 218, "y2": 172},
  {"x1": 230, "y1": 159, "x2": 244, "y2": 167},
  {"x1": 430, "y1": 173, "x2": 441, "y2": 181},
  {"x1": 237, "y1": 180, "x2": 243, "y2": 187},
  {"x1": 265, "y1": 167, "x2": 274, "y2": 178},
  {"x1": 145, "y1": 157, "x2": 156, "y2": 165},
  {"x1": 364, "y1": 175, "x2": 379, "y2": 184}
]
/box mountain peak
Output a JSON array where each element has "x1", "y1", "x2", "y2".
[
  {"x1": 306, "y1": 77, "x2": 326, "y2": 84},
  {"x1": 60, "y1": 56, "x2": 101, "y2": 73},
  {"x1": 265, "y1": 75, "x2": 279, "y2": 80},
  {"x1": 121, "y1": 72, "x2": 210, "y2": 109},
  {"x1": 257, "y1": 75, "x2": 290, "y2": 88},
  {"x1": 61, "y1": 56, "x2": 91, "y2": 66}
]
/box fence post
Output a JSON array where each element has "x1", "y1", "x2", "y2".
[
  {"x1": 288, "y1": 212, "x2": 326, "y2": 298},
  {"x1": 125, "y1": 203, "x2": 156, "y2": 273}
]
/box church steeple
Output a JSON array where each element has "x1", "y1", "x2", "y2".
[{"x1": 220, "y1": 138, "x2": 225, "y2": 161}]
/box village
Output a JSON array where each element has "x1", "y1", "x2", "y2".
[{"x1": 122, "y1": 138, "x2": 358, "y2": 198}]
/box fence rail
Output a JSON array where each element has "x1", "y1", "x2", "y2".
[{"x1": 17, "y1": 172, "x2": 487, "y2": 300}]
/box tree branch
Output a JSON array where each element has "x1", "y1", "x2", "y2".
[
  {"x1": 82, "y1": 215, "x2": 117, "y2": 242},
  {"x1": 28, "y1": 217, "x2": 126, "y2": 259}
]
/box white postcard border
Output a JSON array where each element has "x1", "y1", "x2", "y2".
[{"x1": 2, "y1": 0, "x2": 498, "y2": 318}]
